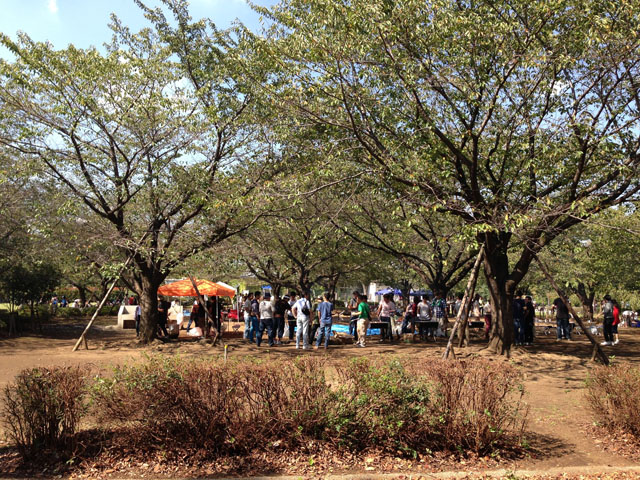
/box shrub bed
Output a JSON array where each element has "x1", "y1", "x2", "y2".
[
  {"x1": 586, "y1": 364, "x2": 640, "y2": 438},
  {"x1": 91, "y1": 356, "x2": 525, "y2": 457},
  {"x1": 54, "y1": 307, "x2": 84, "y2": 318},
  {"x1": 3, "y1": 356, "x2": 527, "y2": 465}
]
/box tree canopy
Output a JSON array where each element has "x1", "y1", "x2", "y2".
[{"x1": 253, "y1": 0, "x2": 640, "y2": 354}]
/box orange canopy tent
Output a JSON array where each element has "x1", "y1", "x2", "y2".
[{"x1": 157, "y1": 278, "x2": 236, "y2": 297}]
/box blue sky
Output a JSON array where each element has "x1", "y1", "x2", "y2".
[{"x1": 0, "y1": 0, "x2": 275, "y2": 58}]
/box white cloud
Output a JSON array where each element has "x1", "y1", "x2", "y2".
[{"x1": 47, "y1": 0, "x2": 58, "y2": 14}]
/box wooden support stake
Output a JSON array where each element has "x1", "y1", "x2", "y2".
[
  {"x1": 72, "y1": 231, "x2": 149, "y2": 352},
  {"x1": 443, "y1": 245, "x2": 485, "y2": 359},
  {"x1": 73, "y1": 274, "x2": 127, "y2": 352},
  {"x1": 536, "y1": 257, "x2": 609, "y2": 366}
]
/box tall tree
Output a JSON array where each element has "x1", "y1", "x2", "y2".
[
  {"x1": 0, "y1": 16, "x2": 269, "y2": 342},
  {"x1": 254, "y1": 0, "x2": 640, "y2": 355}
]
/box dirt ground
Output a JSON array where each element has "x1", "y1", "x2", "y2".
[{"x1": 0, "y1": 318, "x2": 639, "y2": 479}]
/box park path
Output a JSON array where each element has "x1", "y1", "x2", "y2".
[{"x1": 509, "y1": 345, "x2": 636, "y2": 471}]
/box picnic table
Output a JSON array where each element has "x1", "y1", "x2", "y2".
[
  {"x1": 413, "y1": 320, "x2": 439, "y2": 341},
  {"x1": 369, "y1": 321, "x2": 391, "y2": 341}
]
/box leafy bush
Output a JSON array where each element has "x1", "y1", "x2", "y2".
[
  {"x1": 3, "y1": 357, "x2": 527, "y2": 462},
  {"x1": 328, "y1": 359, "x2": 431, "y2": 454},
  {"x1": 2, "y1": 366, "x2": 87, "y2": 456},
  {"x1": 586, "y1": 364, "x2": 640, "y2": 437},
  {"x1": 55, "y1": 307, "x2": 84, "y2": 318}
]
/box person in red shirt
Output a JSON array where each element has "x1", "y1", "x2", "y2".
[{"x1": 612, "y1": 300, "x2": 621, "y2": 345}]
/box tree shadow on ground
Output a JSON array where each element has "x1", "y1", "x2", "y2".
[{"x1": 523, "y1": 431, "x2": 575, "y2": 461}]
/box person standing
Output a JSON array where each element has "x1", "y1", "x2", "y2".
[
  {"x1": 287, "y1": 292, "x2": 297, "y2": 342},
  {"x1": 242, "y1": 293, "x2": 253, "y2": 340},
  {"x1": 157, "y1": 295, "x2": 170, "y2": 338},
  {"x1": 431, "y1": 290, "x2": 448, "y2": 337},
  {"x1": 250, "y1": 291, "x2": 261, "y2": 343},
  {"x1": 553, "y1": 295, "x2": 571, "y2": 341},
  {"x1": 454, "y1": 293, "x2": 463, "y2": 318},
  {"x1": 416, "y1": 295, "x2": 432, "y2": 339},
  {"x1": 293, "y1": 291, "x2": 312, "y2": 349},
  {"x1": 273, "y1": 294, "x2": 288, "y2": 345},
  {"x1": 612, "y1": 300, "x2": 621, "y2": 345},
  {"x1": 187, "y1": 300, "x2": 199, "y2": 331},
  {"x1": 206, "y1": 297, "x2": 220, "y2": 337},
  {"x1": 310, "y1": 296, "x2": 322, "y2": 342},
  {"x1": 257, "y1": 292, "x2": 275, "y2": 347},
  {"x1": 601, "y1": 295, "x2": 615, "y2": 346},
  {"x1": 51, "y1": 295, "x2": 59, "y2": 315},
  {"x1": 513, "y1": 290, "x2": 525, "y2": 346},
  {"x1": 483, "y1": 299, "x2": 492, "y2": 340},
  {"x1": 356, "y1": 294, "x2": 371, "y2": 347},
  {"x1": 472, "y1": 294, "x2": 482, "y2": 318},
  {"x1": 523, "y1": 295, "x2": 535, "y2": 345},
  {"x1": 376, "y1": 293, "x2": 396, "y2": 341},
  {"x1": 314, "y1": 293, "x2": 334, "y2": 349},
  {"x1": 348, "y1": 291, "x2": 361, "y2": 342}
]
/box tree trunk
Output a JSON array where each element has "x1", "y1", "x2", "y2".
[
  {"x1": 581, "y1": 298, "x2": 595, "y2": 323},
  {"x1": 77, "y1": 285, "x2": 87, "y2": 307},
  {"x1": 297, "y1": 274, "x2": 312, "y2": 296},
  {"x1": 135, "y1": 275, "x2": 162, "y2": 344},
  {"x1": 571, "y1": 282, "x2": 595, "y2": 323},
  {"x1": 319, "y1": 272, "x2": 340, "y2": 300},
  {"x1": 483, "y1": 232, "x2": 515, "y2": 356}
]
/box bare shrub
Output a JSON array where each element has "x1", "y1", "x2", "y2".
[
  {"x1": 2, "y1": 366, "x2": 87, "y2": 456},
  {"x1": 91, "y1": 356, "x2": 331, "y2": 454},
  {"x1": 235, "y1": 356, "x2": 331, "y2": 447},
  {"x1": 92, "y1": 356, "x2": 237, "y2": 451},
  {"x1": 419, "y1": 359, "x2": 527, "y2": 454},
  {"x1": 586, "y1": 364, "x2": 640, "y2": 437}
]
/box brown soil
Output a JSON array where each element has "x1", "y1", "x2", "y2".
[{"x1": 1, "y1": 318, "x2": 639, "y2": 478}]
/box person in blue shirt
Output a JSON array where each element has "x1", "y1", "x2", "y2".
[{"x1": 314, "y1": 292, "x2": 334, "y2": 349}]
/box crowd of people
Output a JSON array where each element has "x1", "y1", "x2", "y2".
[
  {"x1": 237, "y1": 289, "x2": 459, "y2": 349},
  {"x1": 546, "y1": 293, "x2": 625, "y2": 346},
  {"x1": 118, "y1": 287, "x2": 634, "y2": 348}
]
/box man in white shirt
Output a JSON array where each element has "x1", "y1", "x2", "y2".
[
  {"x1": 292, "y1": 290, "x2": 313, "y2": 350},
  {"x1": 257, "y1": 292, "x2": 275, "y2": 347},
  {"x1": 417, "y1": 295, "x2": 432, "y2": 339}
]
